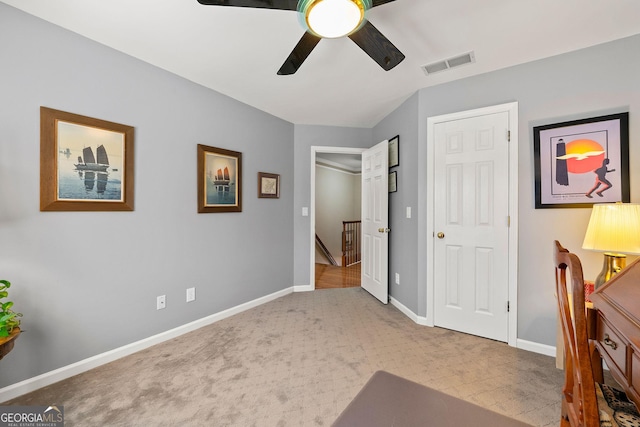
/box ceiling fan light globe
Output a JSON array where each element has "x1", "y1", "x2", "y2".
[{"x1": 300, "y1": 0, "x2": 368, "y2": 39}]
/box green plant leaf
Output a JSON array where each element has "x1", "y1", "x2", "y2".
[
  {"x1": 2, "y1": 302, "x2": 13, "y2": 311},
  {"x1": 0, "y1": 313, "x2": 16, "y2": 322},
  {"x1": 0, "y1": 291, "x2": 7, "y2": 299},
  {"x1": 0, "y1": 327, "x2": 8, "y2": 337},
  {"x1": 6, "y1": 320, "x2": 19, "y2": 330}
]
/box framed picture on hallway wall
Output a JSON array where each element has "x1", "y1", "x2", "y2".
[
  {"x1": 533, "y1": 112, "x2": 629, "y2": 208},
  {"x1": 40, "y1": 106, "x2": 135, "y2": 212},
  {"x1": 389, "y1": 171, "x2": 397, "y2": 193},
  {"x1": 197, "y1": 144, "x2": 242, "y2": 213},
  {"x1": 388, "y1": 135, "x2": 399, "y2": 168}
]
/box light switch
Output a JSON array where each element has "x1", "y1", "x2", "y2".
[
  {"x1": 302, "y1": 207, "x2": 309, "y2": 217},
  {"x1": 406, "y1": 207, "x2": 412, "y2": 219}
]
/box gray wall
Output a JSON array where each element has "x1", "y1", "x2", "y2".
[
  {"x1": 0, "y1": 4, "x2": 294, "y2": 387},
  {"x1": 374, "y1": 34, "x2": 640, "y2": 346}
]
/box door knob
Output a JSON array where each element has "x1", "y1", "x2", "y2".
[
  {"x1": 437, "y1": 232, "x2": 445, "y2": 239},
  {"x1": 378, "y1": 228, "x2": 391, "y2": 233}
]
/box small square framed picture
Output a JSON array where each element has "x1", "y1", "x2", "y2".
[{"x1": 258, "y1": 172, "x2": 280, "y2": 199}]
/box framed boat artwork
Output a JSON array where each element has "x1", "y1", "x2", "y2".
[
  {"x1": 197, "y1": 144, "x2": 242, "y2": 213},
  {"x1": 40, "y1": 107, "x2": 135, "y2": 211}
]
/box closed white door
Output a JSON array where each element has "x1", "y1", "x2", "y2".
[
  {"x1": 433, "y1": 111, "x2": 510, "y2": 341},
  {"x1": 361, "y1": 140, "x2": 389, "y2": 304}
]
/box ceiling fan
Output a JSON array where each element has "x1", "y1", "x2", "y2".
[{"x1": 197, "y1": 0, "x2": 405, "y2": 75}]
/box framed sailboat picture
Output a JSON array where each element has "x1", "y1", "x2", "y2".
[
  {"x1": 197, "y1": 144, "x2": 242, "y2": 213},
  {"x1": 40, "y1": 107, "x2": 135, "y2": 211}
]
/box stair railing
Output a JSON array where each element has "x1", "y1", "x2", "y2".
[
  {"x1": 315, "y1": 234, "x2": 338, "y2": 266},
  {"x1": 342, "y1": 221, "x2": 361, "y2": 267}
]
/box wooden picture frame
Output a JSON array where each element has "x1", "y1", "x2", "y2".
[
  {"x1": 258, "y1": 172, "x2": 280, "y2": 199},
  {"x1": 533, "y1": 112, "x2": 629, "y2": 208},
  {"x1": 388, "y1": 135, "x2": 399, "y2": 168},
  {"x1": 389, "y1": 171, "x2": 397, "y2": 193},
  {"x1": 197, "y1": 144, "x2": 242, "y2": 213},
  {"x1": 40, "y1": 107, "x2": 134, "y2": 211}
]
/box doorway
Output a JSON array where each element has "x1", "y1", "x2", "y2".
[
  {"x1": 311, "y1": 147, "x2": 365, "y2": 290},
  {"x1": 426, "y1": 102, "x2": 519, "y2": 346},
  {"x1": 314, "y1": 152, "x2": 362, "y2": 289}
]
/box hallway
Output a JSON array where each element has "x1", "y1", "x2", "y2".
[{"x1": 315, "y1": 263, "x2": 361, "y2": 289}]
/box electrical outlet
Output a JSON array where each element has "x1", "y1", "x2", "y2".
[
  {"x1": 186, "y1": 287, "x2": 196, "y2": 302},
  {"x1": 157, "y1": 295, "x2": 166, "y2": 310},
  {"x1": 395, "y1": 273, "x2": 400, "y2": 285}
]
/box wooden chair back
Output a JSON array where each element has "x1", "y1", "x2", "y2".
[{"x1": 554, "y1": 240, "x2": 599, "y2": 427}]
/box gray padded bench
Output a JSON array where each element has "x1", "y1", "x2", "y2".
[{"x1": 333, "y1": 371, "x2": 532, "y2": 427}]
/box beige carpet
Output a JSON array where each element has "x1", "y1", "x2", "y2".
[{"x1": 4, "y1": 288, "x2": 564, "y2": 426}]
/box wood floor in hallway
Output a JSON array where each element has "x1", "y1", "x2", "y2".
[{"x1": 315, "y1": 263, "x2": 361, "y2": 289}]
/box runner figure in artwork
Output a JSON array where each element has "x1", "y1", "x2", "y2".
[{"x1": 585, "y1": 158, "x2": 615, "y2": 198}]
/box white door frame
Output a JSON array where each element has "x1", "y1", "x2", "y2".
[
  {"x1": 309, "y1": 146, "x2": 366, "y2": 290},
  {"x1": 425, "y1": 102, "x2": 519, "y2": 347}
]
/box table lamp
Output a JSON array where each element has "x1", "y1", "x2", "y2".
[{"x1": 582, "y1": 202, "x2": 640, "y2": 289}]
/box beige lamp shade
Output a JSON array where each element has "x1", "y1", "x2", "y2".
[{"x1": 582, "y1": 203, "x2": 640, "y2": 255}]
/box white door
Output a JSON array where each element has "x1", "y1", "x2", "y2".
[
  {"x1": 433, "y1": 111, "x2": 510, "y2": 341},
  {"x1": 361, "y1": 140, "x2": 389, "y2": 304}
]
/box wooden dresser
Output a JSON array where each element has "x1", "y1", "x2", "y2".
[{"x1": 590, "y1": 257, "x2": 640, "y2": 408}]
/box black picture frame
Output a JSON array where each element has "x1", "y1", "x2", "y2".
[
  {"x1": 388, "y1": 135, "x2": 399, "y2": 168},
  {"x1": 533, "y1": 112, "x2": 629, "y2": 208},
  {"x1": 389, "y1": 171, "x2": 397, "y2": 193}
]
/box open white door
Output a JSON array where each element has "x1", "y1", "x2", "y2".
[{"x1": 361, "y1": 140, "x2": 389, "y2": 304}]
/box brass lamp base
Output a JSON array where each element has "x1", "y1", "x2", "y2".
[{"x1": 594, "y1": 253, "x2": 627, "y2": 290}]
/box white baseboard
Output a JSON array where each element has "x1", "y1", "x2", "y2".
[
  {"x1": 391, "y1": 297, "x2": 556, "y2": 357},
  {"x1": 516, "y1": 338, "x2": 556, "y2": 357},
  {"x1": 390, "y1": 296, "x2": 428, "y2": 325},
  {"x1": 293, "y1": 284, "x2": 314, "y2": 292},
  {"x1": 0, "y1": 287, "x2": 294, "y2": 403}
]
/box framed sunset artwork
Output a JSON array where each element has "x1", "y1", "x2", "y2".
[{"x1": 533, "y1": 113, "x2": 629, "y2": 208}]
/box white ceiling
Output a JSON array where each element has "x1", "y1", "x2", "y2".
[
  {"x1": 4, "y1": 0, "x2": 640, "y2": 128},
  {"x1": 316, "y1": 153, "x2": 362, "y2": 172}
]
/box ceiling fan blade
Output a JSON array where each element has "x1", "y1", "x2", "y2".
[
  {"x1": 196, "y1": 0, "x2": 298, "y2": 10},
  {"x1": 371, "y1": 0, "x2": 396, "y2": 7},
  {"x1": 277, "y1": 32, "x2": 322, "y2": 75},
  {"x1": 348, "y1": 20, "x2": 405, "y2": 71}
]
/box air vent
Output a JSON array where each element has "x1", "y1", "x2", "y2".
[{"x1": 421, "y1": 51, "x2": 476, "y2": 76}]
